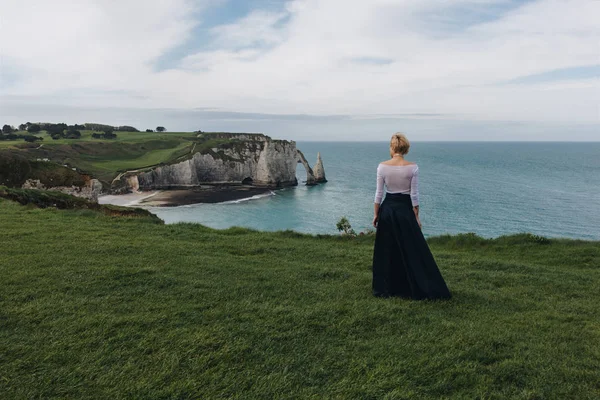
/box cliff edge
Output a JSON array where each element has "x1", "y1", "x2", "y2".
[{"x1": 113, "y1": 133, "x2": 326, "y2": 192}]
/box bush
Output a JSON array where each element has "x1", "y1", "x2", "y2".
[
  {"x1": 64, "y1": 129, "x2": 81, "y2": 139},
  {"x1": 146, "y1": 129, "x2": 153, "y2": 133},
  {"x1": 27, "y1": 124, "x2": 41, "y2": 133},
  {"x1": 91, "y1": 132, "x2": 117, "y2": 140},
  {"x1": 24, "y1": 136, "x2": 43, "y2": 143},
  {"x1": 336, "y1": 216, "x2": 356, "y2": 236},
  {"x1": 85, "y1": 123, "x2": 114, "y2": 132},
  {"x1": 0, "y1": 152, "x2": 32, "y2": 187},
  {"x1": 115, "y1": 125, "x2": 139, "y2": 132}
]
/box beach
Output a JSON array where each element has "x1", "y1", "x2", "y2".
[{"x1": 98, "y1": 185, "x2": 274, "y2": 207}]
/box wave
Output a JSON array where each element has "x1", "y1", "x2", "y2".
[{"x1": 219, "y1": 191, "x2": 277, "y2": 204}]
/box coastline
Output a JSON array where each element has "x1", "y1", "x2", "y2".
[{"x1": 98, "y1": 186, "x2": 274, "y2": 207}]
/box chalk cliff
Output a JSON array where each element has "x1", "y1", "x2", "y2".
[
  {"x1": 114, "y1": 133, "x2": 326, "y2": 191},
  {"x1": 22, "y1": 178, "x2": 103, "y2": 202},
  {"x1": 313, "y1": 152, "x2": 327, "y2": 183}
]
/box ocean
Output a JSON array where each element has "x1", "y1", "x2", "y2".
[{"x1": 149, "y1": 142, "x2": 600, "y2": 240}]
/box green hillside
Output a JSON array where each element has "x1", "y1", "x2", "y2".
[
  {"x1": 0, "y1": 196, "x2": 599, "y2": 398},
  {"x1": 0, "y1": 131, "x2": 266, "y2": 185}
]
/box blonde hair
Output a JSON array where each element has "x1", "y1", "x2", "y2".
[{"x1": 390, "y1": 132, "x2": 410, "y2": 155}]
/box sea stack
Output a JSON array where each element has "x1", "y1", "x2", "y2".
[{"x1": 313, "y1": 152, "x2": 327, "y2": 183}]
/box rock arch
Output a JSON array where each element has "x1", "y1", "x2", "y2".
[{"x1": 296, "y1": 150, "x2": 317, "y2": 185}]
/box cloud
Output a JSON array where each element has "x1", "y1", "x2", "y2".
[{"x1": 0, "y1": 0, "x2": 598, "y2": 138}]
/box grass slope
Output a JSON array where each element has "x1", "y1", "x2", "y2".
[
  {"x1": 0, "y1": 131, "x2": 269, "y2": 184},
  {"x1": 0, "y1": 199, "x2": 599, "y2": 399}
]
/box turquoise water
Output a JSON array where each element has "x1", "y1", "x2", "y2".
[{"x1": 150, "y1": 142, "x2": 600, "y2": 240}]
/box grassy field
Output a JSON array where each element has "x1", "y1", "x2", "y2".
[
  {"x1": 1, "y1": 198, "x2": 599, "y2": 399},
  {"x1": 0, "y1": 131, "x2": 199, "y2": 183},
  {"x1": 0, "y1": 131, "x2": 272, "y2": 184}
]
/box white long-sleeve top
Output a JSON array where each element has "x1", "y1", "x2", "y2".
[{"x1": 374, "y1": 163, "x2": 419, "y2": 206}]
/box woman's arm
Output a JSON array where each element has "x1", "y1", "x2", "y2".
[
  {"x1": 373, "y1": 165, "x2": 384, "y2": 227},
  {"x1": 411, "y1": 166, "x2": 421, "y2": 229},
  {"x1": 373, "y1": 203, "x2": 380, "y2": 228}
]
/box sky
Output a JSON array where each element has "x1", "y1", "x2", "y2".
[{"x1": 0, "y1": 0, "x2": 598, "y2": 141}]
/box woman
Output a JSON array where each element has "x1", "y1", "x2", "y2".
[{"x1": 372, "y1": 133, "x2": 451, "y2": 300}]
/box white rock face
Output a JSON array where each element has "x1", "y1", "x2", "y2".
[
  {"x1": 313, "y1": 152, "x2": 327, "y2": 183},
  {"x1": 22, "y1": 179, "x2": 103, "y2": 202},
  {"x1": 127, "y1": 138, "x2": 300, "y2": 189},
  {"x1": 114, "y1": 135, "x2": 328, "y2": 192}
]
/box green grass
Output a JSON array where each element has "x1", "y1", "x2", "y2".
[
  {"x1": 0, "y1": 131, "x2": 266, "y2": 184},
  {"x1": 1, "y1": 199, "x2": 599, "y2": 399},
  {"x1": 88, "y1": 141, "x2": 192, "y2": 175}
]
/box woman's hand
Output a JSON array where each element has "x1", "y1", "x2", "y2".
[
  {"x1": 372, "y1": 215, "x2": 379, "y2": 228},
  {"x1": 413, "y1": 206, "x2": 421, "y2": 229}
]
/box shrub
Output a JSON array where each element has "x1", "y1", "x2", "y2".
[
  {"x1": 336, "y1": 216, "x2": 356, "y2": 236},
  {"x1": 116, "y1": 125, "x2": 139, "y2": 132},
  {"x1": 64, "y1": 129, "x2": 81, "y2": 139},
  {"x1": 0, "y1": 152, "x2": 32, "y2": 187},
  {"x1": 27, "y1": 124, "x2": 41, "y2": 133}
]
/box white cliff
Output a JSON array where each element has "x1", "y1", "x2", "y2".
[
  {"x1": 313, "y1": 152, "x2": 327, "y2": 183},
  {"x1": 114, "y1": 133, "x2": 327, "y2": 192}
]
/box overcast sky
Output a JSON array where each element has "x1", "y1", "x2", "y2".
[{"x1": 1, "y1": 0, "x2": 598, "y2": 141}]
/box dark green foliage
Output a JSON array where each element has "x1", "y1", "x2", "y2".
[
  {"x1": 0, "y1": 132, "x2": 43, "y2": 142},
  {"x1": 0, "y1": 187, "x2": 160, "y2": 220},
  {"x1": 115, "y1": 125, "x2": 139, "y2": 132},
  {"x1": 29, "y1": 161, "x2": 86, "y2": 187},
  {"x1": 336, "y1": 216, "x2": 356, "y2": 235},
  {"x1": 146, "y1": 129, "x2": 153, "y2": 132},
  {"x1": 27, "y1": 123, "x2": 41, "y2": 133},
  {"x1": 0, "y1": 199, "x2": 599, "y2": 399},
  {"x1": 43, "y1": 123, "x2": 68, "y2": 135},
  {"x1": 2, "y1": 124, "x2": 13, "y2": 134},
  {"x1": 85, "y1": 123, "x2": 115, "y2": 132},
  {"x1": 0, "y1": 152, "x2": 32, "y2": 186},
  {"x1": 24, "y1": 135, "x2": 43, "y2": 143},
  {"x1": 0, "y1": 151, "x2": 87, "y2": 188},
  {"x1": 18, "y1": 123, "x2": 27, "y2": 131},
  {"x1": 91, "y1": 131, "x2": 117, "y2": 140},
  {"x1": 64, "y1": 129, "x2": 81, "y2": 139},
  {"x1": 156, "y1": 126, "x2": 166, "y2": 132}
]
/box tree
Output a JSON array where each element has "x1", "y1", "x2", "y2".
[
  {"x1": 18, "y1": 124, "x2": 27, "y2": 131},
  {"x1": 156, "y1": 126, "x2": 166, "y2": 132},
  {"x1": 115, "y1": 125, "x2": 139, "y2": 132},
  {"x1": 2, "y1": 125, "x2": 13, "y2": 134},
  {"x1": 27, "y1": 124, "x2": 41, "y2": 133},
  {"x1": 45, "y1": 123, "x2": 67, "y2": 135},
  {"x1": 336, "y1": 216, "x2": 356, "y2": 236},
  {"x1": 85, "y1": 123, "x2": 114, "y2": 132},
  {"x1": 64, "y1": 129, "x2": 81, "y2": 139},
  {"x1": 146, "y1": 129, "x2": 153, "y2": 132}
]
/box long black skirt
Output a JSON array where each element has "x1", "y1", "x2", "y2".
[{"x1": 372, "y1": 193, "x2": 451, "y2": 300}]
